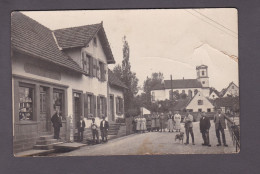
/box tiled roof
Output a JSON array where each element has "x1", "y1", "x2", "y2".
[
  {"x1": 173, "y1": 98, "x2": 191, "y2": 111},
  {"x1": 152, "y1": 79, "x2": 202, "y2": 90},
  {"x1": 221, "y1": 82, "x2": 238, "y2": 97},
  {"x1": 11, "y1": 12, "x2": 83, "y2": 73},
  {"x1": 53, "y1": 24, "x2": 115, "y2": 64},
  {"x1": 54, "y1": 24, "x2": 101, "y2": 49},
  {"x1": 209, "y1": 88, "x2": 220, "y2": 97},
  {"x1": 108, "y1": 69, "x2": 128, "y2": 89}
]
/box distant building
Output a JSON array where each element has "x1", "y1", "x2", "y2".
[
  {"x1": 151, "y1": 65, "x2": 210, "y2": 102},
  {"x1": 213, "y1": 97, "x2": 239, "y2": 114},
  {"x1": 209, "y1": 88, "x2": 220, "y2": 100},
  {"x1": 185, "y1": 91, "x2": 214, "y2": 113},
  {"x1": 221, "y1": 82, "x2": 239, "y2": 97}
]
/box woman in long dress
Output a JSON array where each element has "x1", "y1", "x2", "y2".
[
  {"x1": 136, "y1": 116, "x2": 141, "y2": 133},
  {"x1": 167, "y1": 111, "x2": 174, "y2": 132},
  {"x1": 142, "y1": 116, "x2": 147, "y2": 133},
  {"x1": 174, "y1": 111, "x2": 182, "y2": 132}
]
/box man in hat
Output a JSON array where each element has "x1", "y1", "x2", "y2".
[
  {"x1": 200, "y1": 112, "x2": 211, "y2": 147},
  {"x1": 214, "y1": 108, "x2": 228, "y2": 147},
  {"x1": 51, "y1": 109, "x2": 62, "y2": 140},
  {"x1": 76, "y1": 116, "x2": 85, "y2": 142},
  {"x1": 100, "y1": 116, "x2": 109, "y2": 142}
]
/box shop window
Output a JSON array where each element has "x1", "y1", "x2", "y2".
[
  {"x1": 19, "y1": 85, "x2": 34, "y2": 121},
  {"x1": 116, "y1": 97, "x2": 124, "y2": 115},
  {"x1": 198, "y1": 100, "x2": 203, "y2": 105},
  {"x1": 53, "y1": 89, "x2": 64, "y2": 114}
]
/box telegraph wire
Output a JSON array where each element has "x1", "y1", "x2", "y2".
[{"x1": 185, "y1": 10, "x2": 238, "y2": 39}]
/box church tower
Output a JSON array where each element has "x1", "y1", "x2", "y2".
[{"x1": 196, "y1": 65, "x2": 209, "y2": 88}]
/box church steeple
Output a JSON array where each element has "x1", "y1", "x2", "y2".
[{"x1": 196, "y1": 65, "x2": 209, "y2": 88}]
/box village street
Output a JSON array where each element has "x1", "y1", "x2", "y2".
[{"x1": 56, "y1": 121, "x2": 236, "y2": 156}]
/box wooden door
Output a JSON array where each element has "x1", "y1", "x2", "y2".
[
  {"x1": 39, "y1": 86, "x2": 49, "y2": 133},
  {"x1": 73, "y1": 93, "x2": 81, "y2": 127}
]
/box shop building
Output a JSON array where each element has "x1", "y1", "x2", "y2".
[{"x1": 11, "y1": 12, "x2": 125, "y2": 153}]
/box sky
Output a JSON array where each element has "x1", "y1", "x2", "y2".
[{"x1": 23, "y1": 9, "x2": 238, "y2": 91}]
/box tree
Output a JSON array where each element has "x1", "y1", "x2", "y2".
[
  {"x1": 113, "y1": 36, "x2": 139, "y2": 116},
  {"x1": 142, "y1": 72, "x2": 164, "y2": 110}
]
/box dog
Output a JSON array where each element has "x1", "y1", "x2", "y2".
[{"x1": 175, "y1": 132, "x2": 184, "y2": 144}]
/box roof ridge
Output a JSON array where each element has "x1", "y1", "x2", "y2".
[{"x1": 53, "y1": 23, "x2": 102, "y2": 32}]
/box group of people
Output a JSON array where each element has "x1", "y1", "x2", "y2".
[
  {"x1": 132, "y1": 111, "x2": 182, "y2": 133},
  {"x1": 182, "y1": 109, "x2": 228, "y2": 147},
  {"x1": 131, "y1": 108, "x2": 229, "y2": 147},
  {"x1": 51, "y1": 109, "x2": 109, "y2": 144}
]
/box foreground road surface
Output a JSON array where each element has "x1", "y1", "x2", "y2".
[{"x1": 56, "y1": 121, "x2": 236, "y2": 156}]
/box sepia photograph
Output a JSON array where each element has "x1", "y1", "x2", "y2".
[{"x1": 11, "y1": 9, "x2": 239, "y2": 157}]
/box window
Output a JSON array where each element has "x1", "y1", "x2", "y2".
[
  {"x1": 202, "y1": 71, "x2": 205, "y2": 76},
  {"x1": 198, "y1": 109, "x2": 202, "y2": 112},
  {"x1": 19, "y1": 85, "x2": 34, "y2": 121},
  {"x1": 232, "y1": 85, "x2": 234, "y2": 89},
  {"x1": 93, "y1": 37, "x2": 97, "y2": 47},
  {"x1": 84, "y1": 93, "x2": 96, "y2": 118},
  {"x1": 198, "y1": 100, "x2": 203, "y2": 105},
  {"x1": 207, "y1": 108, "x2": 211, "y2": 112},
  {"x1": 98, "y1": 96, "x2": 107, "y2": 117},
  {"x1": 99, "y1": 61, "x2": 106, "y2": 81},
  {"x1": 82, "y1": 52, "x2": 91, "y2": 75},
  {"x1": 53, "y1": 89, "x2": 64, "y2": 114},
  {"x1": 116, "y1": 97, "x2": 124, "y2": 115},
  {"x1": 202, "y1": 81, "x2": 205, "y2": 84}
]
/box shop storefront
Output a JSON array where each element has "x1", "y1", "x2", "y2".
[{"x1": 13, "y1": 74, "x2": 68, "y2": 153}]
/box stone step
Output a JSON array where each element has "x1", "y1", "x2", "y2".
[
  {"x1": 39, "y1": 135, "x2": 54, "y2": 140},
  {"x1": 36, "y1": 139, "x2": 58, "y2": 145},
  {"x1": 33, "y1": 142, "x2": 63, "y2": 150}
]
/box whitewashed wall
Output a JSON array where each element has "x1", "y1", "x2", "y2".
[{"x1": 186, "y1": 92, "x2": 214, "y2": 112}]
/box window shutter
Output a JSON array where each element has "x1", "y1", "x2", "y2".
[
  {"x1": 91, "y1": 95, "x2": 95, "y2": 117},
  {"x1": 97, "y1": 60, "x2": 100, "y2": 80},
  {"x1": 103, "y1": 65, "x2": 107, "y2": 81},
  {"x1": 84, "y1": 93, "x2": 88, "y2": 118},
  {"x1": 104, "y1": 97, "x2": 107, "y2": 116},
  {"x1": 116, "y1": 97, "x2": 119, "y2": 115},
  {"x1": 93, "y1": 95, "x2": 96, "y2": 117},
  {"x1": 82, "y1": 52, "x2": 86, "y2": 71},
  {"x1": 97, "y1": 96, "x2": 100, "y2": 117},
  {"x1": 90, "y1": 57, "x2": 93, "y2": 77}
]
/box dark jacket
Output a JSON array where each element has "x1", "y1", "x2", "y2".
[
  {"x1": 200, "y1": 116, "x2": 211, "y2": 132},
  {"x1": 77, "y1": 120, "x2": 86, "y2": 131},
  {"x1": 100, "y1": 120, "x2": 109, "y2": 130},
  {"x1": 214, "y1": 113, "x2": 227, "y2": 130},
  {"x1": 51, "y1": 113, "x2": 62, "y2": 128}
]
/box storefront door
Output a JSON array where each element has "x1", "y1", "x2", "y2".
[{"x1": 39, "y1": 86, "x2": 50, "y2": 133}]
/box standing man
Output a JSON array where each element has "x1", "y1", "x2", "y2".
[
  {"x1": 90, "y1": 118, "x2": 99, "y2": 144},
  {"x1": 51, "y1": 109, "x2": 62, "y2": 140},
  {"x1": 184, "y1": 111, "x2": 195, "y2": 145},
  {"x1": 100, "y1": 116, "x2": 109, "y2": 142},
  {"x1": 214, "y1": 108, "x2": 228, "y2": 147},
  {"x1": 200, "y1": 112, "x2": 211, "y2": 147},
  {"x1": 76, "y1": 116, "x2": 85, "y2": 142},
  {"x1": 159, "y1": 113, "x2": 165, "y2": 132}
]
